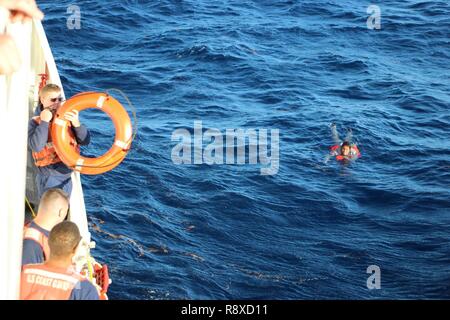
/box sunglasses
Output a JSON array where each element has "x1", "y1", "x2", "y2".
[{"x1": 50, "y1": 97, "x2": 64, "y2": 103}]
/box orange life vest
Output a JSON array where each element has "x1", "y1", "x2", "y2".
[
  {"x1": 31, "y1": 117, "x2": 79, "y2": 167},
  {"x1": 23, "y1": 223, "x2": 50, "y2": 261},
  {"x1": 20, "y1": 264, "x2": 86, "y2": 300}
]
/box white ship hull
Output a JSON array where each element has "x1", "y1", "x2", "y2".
[{"x1": 0, "y1": 17, "x2": 90, "y2": 300}]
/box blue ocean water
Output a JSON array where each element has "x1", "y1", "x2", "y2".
[{"x1": 39, "y1": 0, "x2": 449, "y2": 299}]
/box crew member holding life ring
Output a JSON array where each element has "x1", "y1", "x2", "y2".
[
  {"x1": 28, "y1": 84, "x2": 91, "y2": 200},
  {"x1": 326, "y1": 123, "x2": 361, "y2": 162},
  {"x1": 52, "y1": 91, "x2": 133, "y2": 175}
]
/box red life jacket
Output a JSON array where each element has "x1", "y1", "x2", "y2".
[
  {"x1": 330, "y1": 145, "x2": 340, "y2": 152},
  {"x1": 23, "y1": 223, "x2": 50, "y2": 261},
  {"x1": 330, "y1": 144, "x2": 361, "y2": 161},
  {"x1": 80, "y1": 262, "x2": 110, "y2": 300},
  {"x1": 31, "y1": 117, "x2": 79, "y2": 167},
  {"x1": 20, "y1": 264, "x2": 86, "y2": 300}
]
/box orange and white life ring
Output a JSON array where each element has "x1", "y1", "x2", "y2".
[{"x1": 51, "y1": 92, "x2": 133, "y2": 175}]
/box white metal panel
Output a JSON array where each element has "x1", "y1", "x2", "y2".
[
  {"x1": 0, "y1": 16, "x2": 90, "y2": 299},
  {"x1": 0, "y1": 18, "x2": 32, "y2": 300}
]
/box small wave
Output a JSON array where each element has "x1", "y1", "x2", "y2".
[
  {"x1": 327, "y1": 85, "x2": 373, "y2": 100},
  {"x1": 175, "y1": 45, "x2": 242, "y2": 62},
  {"x1": 408, "y1": 1, "x2": 449, "y2": 16},
  {"x1": 395, "y1": 94, "x2": 448, "y2": 113},
  {"x1": 318, "y1": 53, "x2": 369, "y2": 73}
]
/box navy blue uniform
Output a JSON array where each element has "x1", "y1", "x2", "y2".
[{"x1": 28, "y1": 115, "x2": 90, "y2": 200}]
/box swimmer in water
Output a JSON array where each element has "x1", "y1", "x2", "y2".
[{"x1": 325, "y1": 123, "x2": 361, "y2": 163}]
